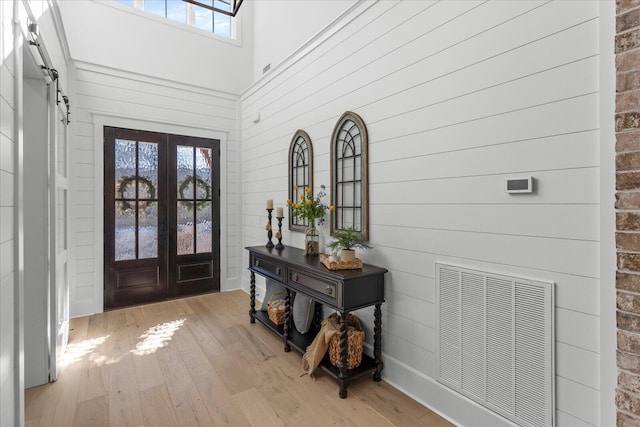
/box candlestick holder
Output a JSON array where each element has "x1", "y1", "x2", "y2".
[
  {"x1": 275, "y1": 217, "x2": 284, "y2": 250},
  {"x1": 265, "y1": 208, "x2": 274, "y2": 248}
]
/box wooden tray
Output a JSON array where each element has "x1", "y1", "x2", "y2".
[{"x1": 320, "y1": 253, "x2": 363, "y2": 270}]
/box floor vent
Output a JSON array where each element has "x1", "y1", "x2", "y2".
[{"x1": 435, "y1": 263, "x2": 554, "y2": 427}]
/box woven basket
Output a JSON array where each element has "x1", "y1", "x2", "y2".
[
  {"x1": 328, "y1": 313, "x2": 365, "y2": 369},
  {"x1": 267, "y1": 292, "x2": 286, "y2": 325}
]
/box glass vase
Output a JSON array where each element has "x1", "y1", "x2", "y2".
[{"x1": 304, "y1": 222, "x2": 319, "y2": 256}]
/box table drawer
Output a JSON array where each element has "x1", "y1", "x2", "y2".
[
  {"x1": 288, "y1": 267, "x2": 338, "y2": 303},
  {"x1": 250, "y1": 253, "x2": 285, "y2": 281}
]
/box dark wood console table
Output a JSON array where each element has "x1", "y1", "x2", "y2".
[{"x1": 246, "y1": 245, "x2": 387, "y2": 398}]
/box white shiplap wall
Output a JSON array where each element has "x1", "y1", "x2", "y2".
[
  {"x1": 0, "y1": 1, "x2": 16, "y2": 424},
  {"x1": 241, "y1": 1, "x2": 603, "y2": 426},
  {"x1": 1, "y1": 0, "x2": 72, "y2": 422},
  {"x1": 69, "y1": 62, "x2": 242, "y2": 316}
]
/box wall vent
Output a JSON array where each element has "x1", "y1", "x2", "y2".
[{"x1": 435, "y1": 263, "x2": 554, "y2": 427}]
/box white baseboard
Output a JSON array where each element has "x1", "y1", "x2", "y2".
[
  {"x1": 380, "y1": 352, "x2": 516, "y2": 427},
  {"x1": 70, "y1": 298, "x2": 101, "y2": 318}
]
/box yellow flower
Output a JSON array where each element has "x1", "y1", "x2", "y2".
[
  {"x1": 329, "y1": 205, "x2": 335, "y2": 211},
  {"x1": 289, "y1": 184, "x2": 329, "y2": 224},
  {"x1": 293, "y1": 185, "x2": 299, "y2": 190}
]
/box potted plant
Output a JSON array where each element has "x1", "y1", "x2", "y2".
[{"x1": 328, "y1": 227, "x2": 372, "y2": 262}]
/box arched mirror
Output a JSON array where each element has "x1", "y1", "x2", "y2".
[
  {"x1": 288, "y1": 130, "x2": 313, "y2": 232},
  {"x1": 330, "y1": 111, "x2": 369, "y2": 240}
]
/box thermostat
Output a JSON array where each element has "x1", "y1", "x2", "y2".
[{"x1": 505, "y1": 176, "x2": 533, "y2": 194}]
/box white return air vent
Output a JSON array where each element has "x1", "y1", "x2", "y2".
[{"x1": 435, "y1": 263, "x2": 554, "y2": 427}]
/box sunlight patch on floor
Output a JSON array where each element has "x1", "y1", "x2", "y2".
[
  {"x1": 131, "y1": 318, "x2": 186, "y2": 356},
  {"x1": 61, "y1": 335, "x2": 110, "y2": 368}
]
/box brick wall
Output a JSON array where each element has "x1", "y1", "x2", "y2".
[{"x1": 617, "y1": 0, "x2": 640, "y2": 425}]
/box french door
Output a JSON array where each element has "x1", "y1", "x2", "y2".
[{"x1": 104, "y1": 127, "x2": 220, "y2": 309}]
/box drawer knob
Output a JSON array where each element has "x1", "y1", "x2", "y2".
[
  {"x1": 275, "y1": 267, "x2": 281, "y2": 275},
  {"x1": 325, "y1": 286, "x2": 333, "y2": 295},
  {"x1": 254, "y1": 259, "x2": 260, "y2": 267},
  {"x1": 292, "y1": 273, "x2": 299, "y2": 282}
]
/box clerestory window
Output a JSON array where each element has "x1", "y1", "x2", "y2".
[{"x1": 115, "y1": 0, "x2": 234, "y2": 38}]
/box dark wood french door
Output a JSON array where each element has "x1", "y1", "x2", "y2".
[{"x1": 104, "y1": 127, "x2": 220, "y2": 309}]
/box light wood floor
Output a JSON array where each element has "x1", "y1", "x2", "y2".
[{"x1": 25, "y1": 290, "x2": 454, "y2": 426}]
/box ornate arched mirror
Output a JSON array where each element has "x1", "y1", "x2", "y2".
[
  {"x1": 288, "y1": 130, "x2": 313, "y2": 232},
  {"x1": 330, "y1": 112, "x2": 369, "y2": 240}
]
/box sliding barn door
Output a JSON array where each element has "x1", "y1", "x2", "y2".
[{"x1": 49, "y1": 91, "x2": 70, "y2": 381}]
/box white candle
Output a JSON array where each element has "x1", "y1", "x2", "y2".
[
  {"x1": 267, "y1": 199, "x2": 273, "y2": 209},
  {"x1": 276, "y1": 207, "x2": 283, "y2": 217}
]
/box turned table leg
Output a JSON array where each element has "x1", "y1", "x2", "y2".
[
  {"x1": 373, "y1": 303, "x2": 383, "y2": 381},
  {"x1": 283, "y1": 289, "x2": 291, "y2": 352},
  {"x1": 249, "y1": 271, "x2": 256, "y2": 323},
  {"x1": 339, "y1": 311, "x2": 349, "y2": 398}
]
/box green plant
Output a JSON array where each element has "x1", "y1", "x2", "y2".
[{"x1": 328, "y1": 227, "x2": 372, "y2": 251}]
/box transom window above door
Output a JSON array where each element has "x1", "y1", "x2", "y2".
[{"x1": 114, "y1": 0, "x2": 236, "y2": 38}]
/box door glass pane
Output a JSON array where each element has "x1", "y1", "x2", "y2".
[
  {"x1": 114, "y1": 138, "x2": 159, "y2": 261},
  {"x1": 195, "y1": 147, "x2": 212, "y2": 198},
  {"x1": 115, "y1": 139, "x2": 137, "y2": 197},
  {"x1": 196, "y1": 202, "x2": 212, "y2": 253},
  {"x1": 138, "y1": 204, "x2": 158, "y2": 259},
  {"x1": 177, "y1": 202, "x2": 194, "y2": 255},
  {"x1": 194, "y1": 147, "x2": 213, "y2": 254},
  {"x1": 138, "y1": 142, "x2": 158, "y2": 199},
  {"x1": 177, "y1": 145, "x2": 194, "y2": 199},
  {"x1": 115, "y1": 202, "x2": 136, "y2": 261}
]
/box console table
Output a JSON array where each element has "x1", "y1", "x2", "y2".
[{"x1": 246, "y1": 245, "x2": 387, "y2": 398}]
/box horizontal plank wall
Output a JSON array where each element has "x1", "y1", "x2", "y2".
[
  {"x1": 0, "y1": 1, "x2": 16, "y2": 425},
  {"x1": 240, "y1": 1, "x2": 603, "y2": 426},
  {"x1": 69, "y1": 62, "x2": 241, "y2": 316}
]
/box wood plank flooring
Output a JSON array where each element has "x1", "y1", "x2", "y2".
[{"x1": 24, "y1": 291, "x2": 454, "y2": 427}]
